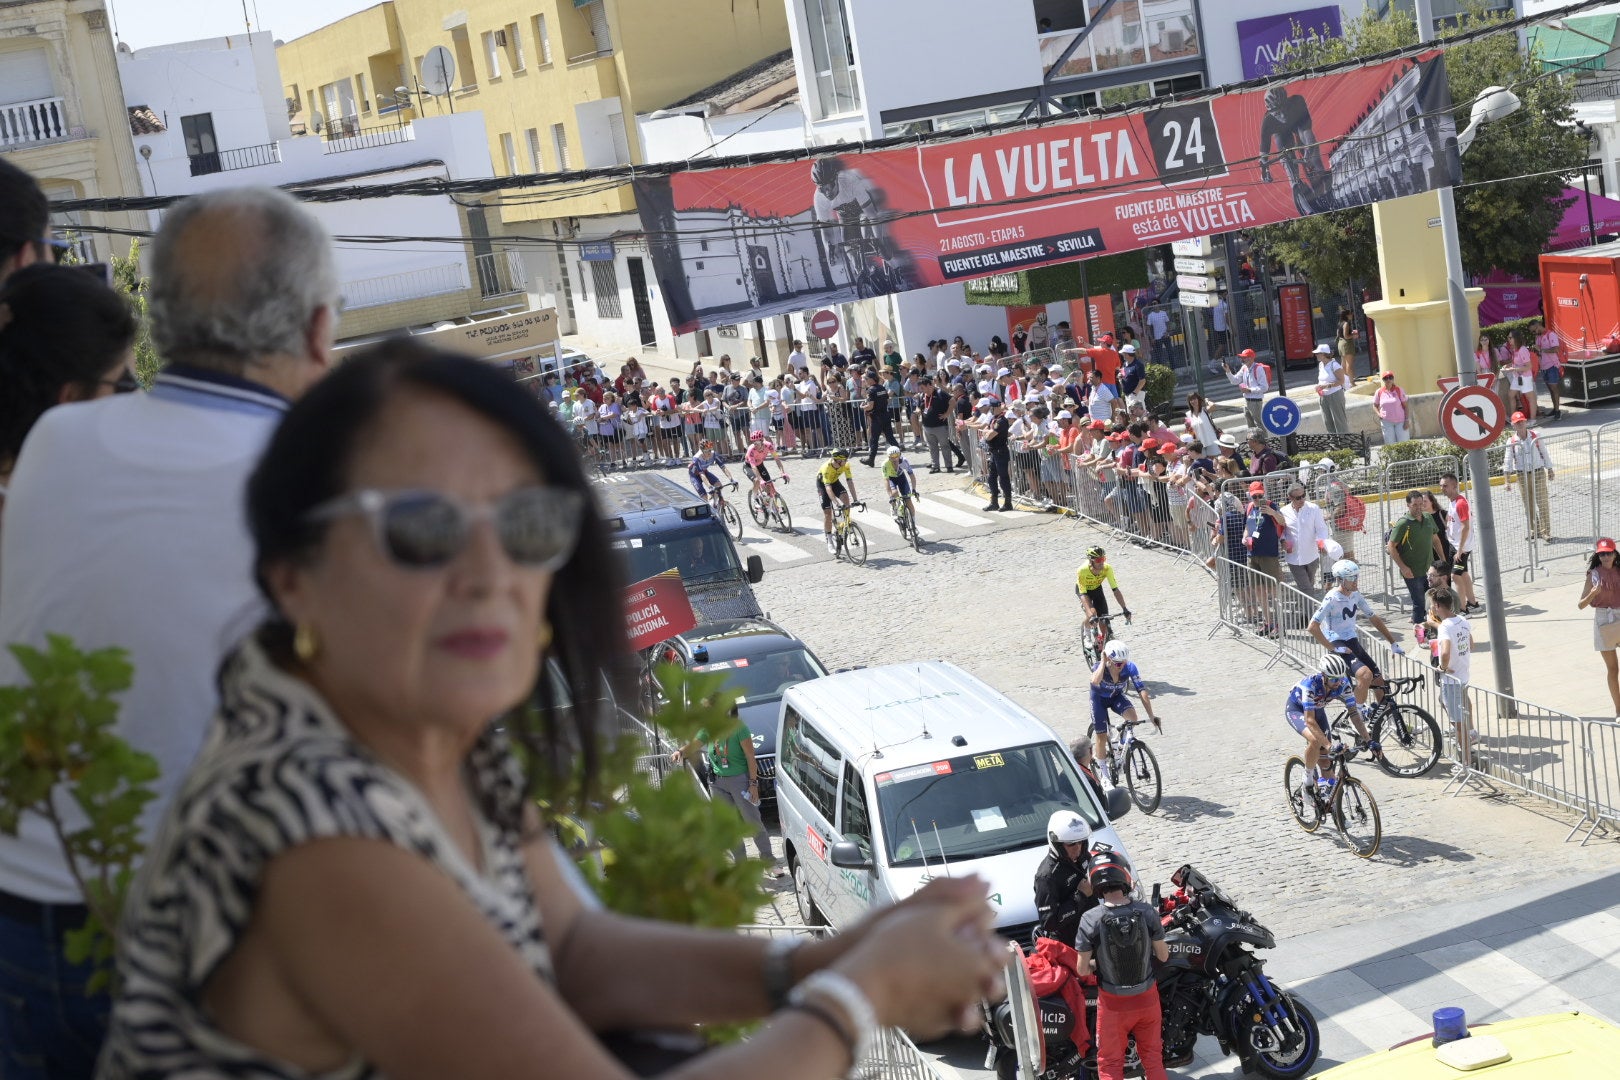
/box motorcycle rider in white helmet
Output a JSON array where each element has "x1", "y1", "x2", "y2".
[{"x1": 1033, "y1": 810, "x2": 1097, "y2": 948}]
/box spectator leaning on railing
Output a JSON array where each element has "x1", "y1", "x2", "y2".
[
  {"x1": 1386, "y1": 490, "x2": 1445, "y2": 642},
  {"x1": 1577, "y1": 537, "x2": 1620, "y2": 719}
]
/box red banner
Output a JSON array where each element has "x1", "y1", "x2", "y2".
[
  {"x1": 623, "y1": 569, "x2": 698, "y2": 652},
  {"x1": 636, "y1": 54, "x2": 1455, "y2": 335},
  {"x1": 1278, "y1": 283, "x2": 1317, "y2": 363}
]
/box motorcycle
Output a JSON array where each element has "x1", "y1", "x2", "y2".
[{"x1": 984, "y1": 864, "x2": 1319, "y2": 1080}]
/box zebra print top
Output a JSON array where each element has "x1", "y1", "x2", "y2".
[{"x1": 99, "y1": 636, "x2": 553, "y2": 1079}]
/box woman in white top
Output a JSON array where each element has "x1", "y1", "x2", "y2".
[
  {"x1": 797, "y1": 373, "x2": 824, "y2": 454},
  {"x1": 1505, "y1": 328, "x2": 1537, "y2": 422},
  {"x1": 1184, "y1": 391, "x2": 1221, "y2": 448},
  {"x1": 1314, "y1": 342, "x2": 1352, "y2": 434},
  {"x1": 621, "y1": 401, "x2": 649, "y2": 463},
  {"x1": 699, "y1": 389, "x2": 725, "y2": 451}
]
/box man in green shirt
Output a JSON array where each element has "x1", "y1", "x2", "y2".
[
  {"x1": 674, "y1": 716, "x2": 780, "y2": 875},
  {"x1": 1386, "y1": 489, "x2": 1443, "y2": 638}
]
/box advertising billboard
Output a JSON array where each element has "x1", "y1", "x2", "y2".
[
  {"x1": 1236, "y1": 6, "x2": 1344, "y2": 80},
  {"x1": 635, "y1": 52, "x2": 1456, "y2": 335}
]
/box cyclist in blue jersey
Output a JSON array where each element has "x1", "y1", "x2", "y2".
[
  {"x1": 1089, "y1": 641, "x2": 1158, "y2": 784},
  {"x1": 1307, "y1": 559, "x2": 1404, "y2": 707},
  {"x1": 687, "y1": 439, "x2": 735, "y2": 498},
  {"x1": 1287, "y1": 652, "x2": 1373, "y2": 795}
]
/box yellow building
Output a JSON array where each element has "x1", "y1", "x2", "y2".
[
  {"x1": 0, "y1": 0, "x2": 144, "y2": 261},
  {"x1": 277, "y1": 0, "x2": 789, "y2": 353},
  {"x1": 277, "y1": 0, "x2": 787, "y2": 224}
]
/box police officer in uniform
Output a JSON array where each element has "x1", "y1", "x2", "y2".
[{"x1": 1033, "y1": 810, "x2": 1097, "y2": 947}]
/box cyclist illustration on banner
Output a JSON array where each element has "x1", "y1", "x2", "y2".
[
  {"x1": 810, "y1": 157, "x2": 914, "y2": 299},
  {"x1": 1258, "y1": 85, "x2": 1331, "y2": 216}
]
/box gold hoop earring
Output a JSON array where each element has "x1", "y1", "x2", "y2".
[
  {"x1": 293, "y1": 623, "x2": 321, "y2": 664},
  {"x1": 538, "y1": 621, "x2": 553, "y2": 653}
]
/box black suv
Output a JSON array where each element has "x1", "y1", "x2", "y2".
[{"x1": 659, "y1": 619, "x2": 827, "y2": 806}]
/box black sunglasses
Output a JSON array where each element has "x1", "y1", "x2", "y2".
[
  {"x1": 101, "y1": 369, "x2": 140, "y2": 394},
  {"x1": 307, "y1": 487, "x2": 583, "y2": 570}
]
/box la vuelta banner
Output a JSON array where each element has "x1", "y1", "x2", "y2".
[{"x1": 636, "y1": 53, "x2": 1457, "y2": 335}]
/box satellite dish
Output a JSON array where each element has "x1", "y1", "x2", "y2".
[
  {"x1": 310, "y1": 111, "x2": 325, "y2": 133},
  {"x1": 421, "y1": 45, "x2": 455, "y2": 97}
]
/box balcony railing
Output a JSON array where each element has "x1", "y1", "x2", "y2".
[
  {"x1": 341, "y1": 261, "x2": 470, "y2": 310},
  {"x1": 323, "y1": 123, "x2": 415, "y2": 154},
  {"x1": 474, "y1": 249, "x2": 529, "y2": 299},
  {"x1": 188, "y1": 141, "x2": 283, "y2": 176},
  {"x1": 0, "y1": 95, "x2": 68, "y2": 148}
]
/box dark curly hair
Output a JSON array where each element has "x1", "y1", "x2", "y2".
[
  {"x1": 0, "y1": 264, "x2": 137, "y2": 474},
  {"x1": 244, "y1": 338, "x2": 633, "y2": 832}
]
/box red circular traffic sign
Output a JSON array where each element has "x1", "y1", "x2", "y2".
[
  {"x1": 1439, "y1": 384, "x2": 1506, "y2": 451},
  {"x1": 809, "y1": 309, "x2": 841, "y2": 340}
]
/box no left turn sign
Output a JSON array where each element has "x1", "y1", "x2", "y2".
[{"x1": 1439, "y1": 384, "x2": 1506, "y2": 451}]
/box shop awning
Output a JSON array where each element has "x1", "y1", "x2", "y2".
[{"x1": 1530, "y1": 16, "x2": 1616, "y2": 75}]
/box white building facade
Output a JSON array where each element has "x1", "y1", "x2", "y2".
[{"x1": 117, "y1": 33, "x2": 523, "y2": 342}]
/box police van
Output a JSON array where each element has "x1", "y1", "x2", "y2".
[
  {"x1": 775, "y1": 661, "x2": 1132, "y2": 938},
  {"x1": 595, "y1": 473, "x2": 764, "y2": 624}
]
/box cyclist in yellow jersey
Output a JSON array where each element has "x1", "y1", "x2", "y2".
[
  {"x1": 1076, "y1": 545, "x2": 1132, "y2": 626},
  {"x1": 816, "y1": 448, "x2": 860, "y2": 553}
]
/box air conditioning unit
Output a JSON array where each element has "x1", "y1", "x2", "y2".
[{"x1": 494, "y1": 29, "x2": 507, "y2": 46}]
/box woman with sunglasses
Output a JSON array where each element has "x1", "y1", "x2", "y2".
[
  {"x1": 0, "y1": 263, "x2": 137, "y2": 525},
  {"x1": 1578, "y1": 537, "x2": 1620, "y2": 718},
  {"x1": 100, "y1": 341, "x2": 1004, "y2": 1078}
]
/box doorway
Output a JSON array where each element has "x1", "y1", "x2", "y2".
[{"x1": 627, "y1": 256, "x2": 657, "y2": 348}]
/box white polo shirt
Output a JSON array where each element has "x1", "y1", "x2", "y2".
[{"x1": 0, "y1": 367, "x2": 286, "y2": 902}]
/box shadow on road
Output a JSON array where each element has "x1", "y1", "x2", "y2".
[
  {"x1": 1154, "y1": 795, "x2": 1236, "y2": 823},
  {"x1": 1373, "y1": 833, "x2": 1478, "y2": 868}
]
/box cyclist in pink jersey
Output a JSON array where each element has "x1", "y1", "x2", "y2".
[{"x1": 743, "y1": 430, "x2": 788, "y2": 499}]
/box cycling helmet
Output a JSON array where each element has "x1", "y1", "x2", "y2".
[
  {"x1": 749, "y1": 431, "x2": 767, "y2": 442},
  {"x1": 1331, "y1": 559, "x2": 1361, "y2": 581},
  {"x1": 831, "y1": 447, "x2": 850, "y2": 459},
  {"x1": 1088, "y1": 846, "x2": 1134, "y2": 895},
  {"x1": 1086, "y1": 545, "x2": 1106, "y2": 561},
  {"x1": 700, "y1": 439, "x2": 716, "y2": 450},
  {"x1": 1264, "y1": 86, "x2": 1288, "y2": 111},
  {"x1": 1103, "y1": 641, "x2": 1130, "y2": 664},
  {"x1": 1047, "y1": 810, "x2": 1091, "y2": 855},
  {"x1": 886, "y1": 446, "x2": 902, "y2": 457},
  {"x1": 1319, "y1": 652, "x2": 1349, "y2": 679},
  {"x1": 810, "y1": 157, "x2": 845, "y2": 186}
]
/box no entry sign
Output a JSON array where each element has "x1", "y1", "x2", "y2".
[
  {"x1": 623, "y1": 569, "x2": 698, "y2": 652},
  {"x1": 809, "y1": 309, "x2": 841, "y2": 340}
]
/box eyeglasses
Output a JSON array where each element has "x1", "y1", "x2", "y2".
[
  {"x1": 307, "y1": 487, "x2": 584, "y2": 570},
  {"x1": 101, "y1": 369, "x2": 140, "y2": 394}
]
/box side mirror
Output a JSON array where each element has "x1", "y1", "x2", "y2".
[
  {"x1": 1106, "y1": 785, "x2": 1133, "y2": 821},
  {"x1": 829, "y1": 840, "x2": 872, "y2": 870},
  {"x1": 746, "y1": 555, "x2": 765, "y2": 583}
]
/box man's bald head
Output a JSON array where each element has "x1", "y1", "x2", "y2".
[{"x1": 150, "y1": 187, "x2": 336, "y2": 378}]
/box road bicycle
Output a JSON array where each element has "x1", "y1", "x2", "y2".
[
  {"x1": 705, "y1": 481, "x2": 743, "y2": 541},
  {"x1": 1101, "y1": 714, "x2": 1161, "y2": 815},
  {"x1": 832, "y1": 501, "x2": 868, "y2": 565},
  {"x1": 1328, "y1": 675, "x2": 1442, "y2": 778},
  {"x1": 745, "y1": 469, "x2": 793, "y2": 534},
  {"x1": 1283, "y1": 740, "x2": 1381, "y2": 858},
  {"x1": 1079, "y1": 611, "x2": 1131, "y2": 668},
  {"x1": 890, "y1": 491, "x2": 923, "y2": 551}
]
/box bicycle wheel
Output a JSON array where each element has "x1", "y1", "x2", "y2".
[
  {"x1": 720, "y1": 500, "x2": 743, "y2": 540},
  {"x1": 907, "y1": 507, "x2": 924, "y2": 551},
  {"x1": 844, "y1": 523, "x2": 868, "y2": 565},
  {"x1": 1371, "y1": 704, "x2": 1442, "y2": 778},
  {"x1": 1123, "y1": 741, "x2": 1161, "y2": 815},
  {"x1": 747, "y1": 490, "x2": 768, "y2": 526},
  {"x1": 1331, "y1": 776, "x2": 1381, "y2": 858},
  {"x1": 1282, "y1": 757, "x2": 1322, "y2": 833},
  {"x1": 1081, "y1": 630, "x2": 1100, "y2": 668},
  {"x1": 771, "y1": 495, "x2": 792, "y2": 533}
]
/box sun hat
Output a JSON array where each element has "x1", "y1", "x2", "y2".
[
  {"x1": 1511, "y1": 411, "x2": 1528, "y2": 423},
  {"x1": 1248, "y1": 481, "x2": 1266, "y2": 495},
  {"x1": 1313, "y1": 343, "x2": 1333, "y2": 355},
  {"x1": 1597, "y1": 538, "x2": 1617, "y2": 554},
  {"x1": 1119, "y1": 343, "x2": 1136, "y2": 353}
]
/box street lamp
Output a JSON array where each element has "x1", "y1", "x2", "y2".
[{"x1": 1418, "y1": 0, "x2": 1522, "y2": 700}]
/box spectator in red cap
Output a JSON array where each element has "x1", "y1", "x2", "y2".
[
  {"x1": 1578, "y1": 537, "x2": 1620, "y2": 717},
  {"x1": 1372, "y1": 370, "x2": 1410, "y2": 444},
  {"x1": 1503, "y1": 411, "x2": 1553, "y2": 539},
  {"x1": 1229, "y1": 348, "x2": 1269, "y2": 429}
]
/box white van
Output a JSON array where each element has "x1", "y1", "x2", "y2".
[{"x1": 775, "y1": 661, "x2": 1132, "y2": 938}]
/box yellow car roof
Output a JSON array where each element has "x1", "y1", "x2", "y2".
[{"x1": 1314, "y1": 1013, "x2": 1620, "y2": 1078}]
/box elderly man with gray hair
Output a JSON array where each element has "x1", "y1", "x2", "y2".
[
  {"x1": 1281, "y1": 480, "x2": 1333, "y2": 599},
  {"x1": 0, "y1": 186, "x2": 336, "y2": 1071}
]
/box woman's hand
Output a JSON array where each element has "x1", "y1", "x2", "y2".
[{"x1": 831, "y1": 880, "x2": 1004, "y2": 1038}]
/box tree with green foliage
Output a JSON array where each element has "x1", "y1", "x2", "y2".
[
  {"x1": 1255, "y1": 3, "x2": 1584, "y2": 287},
  {"x1": 112, "y1": 239, "x2": 162, "y2": 387}
]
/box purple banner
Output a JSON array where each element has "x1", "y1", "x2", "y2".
[{"x1": 1237, "y1": 6, "x2": 1344, "y2": 80}]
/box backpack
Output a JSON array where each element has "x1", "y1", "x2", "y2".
[{"x1": 1094, "y1": 903, "x2": 1154, "y2": 992}]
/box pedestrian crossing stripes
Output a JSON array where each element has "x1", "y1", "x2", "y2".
[
  {"x1": 931, "y1": 488, "x2": 1038, "y2": 515},
  {"x1": 722, "y1": 487, "x2": 1004, "y2": 562}
]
